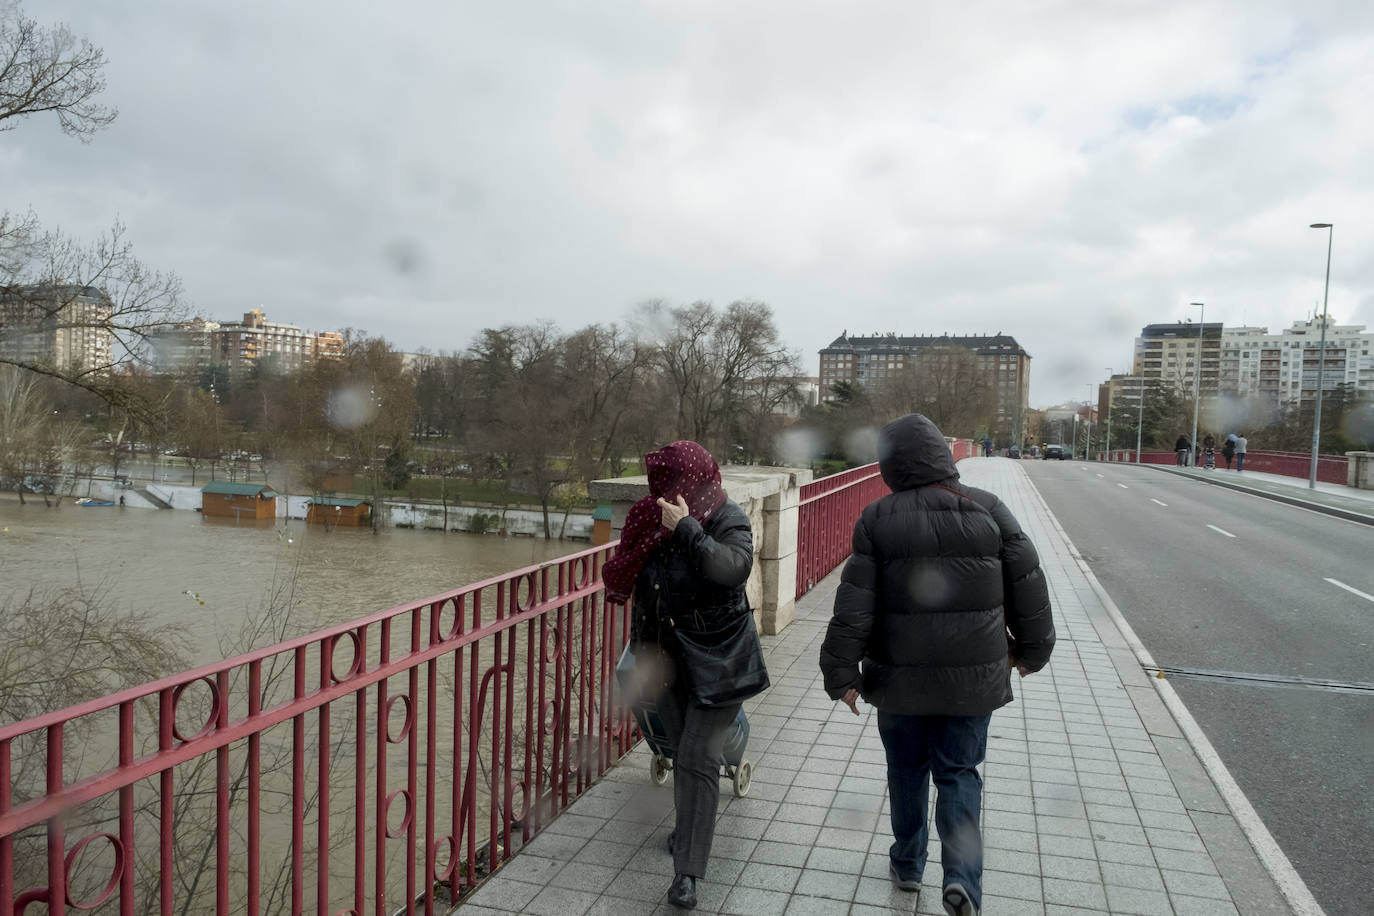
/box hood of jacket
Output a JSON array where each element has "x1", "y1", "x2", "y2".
[{"x1": 877, "y1": 413, "x2": 958, "y2": 491}]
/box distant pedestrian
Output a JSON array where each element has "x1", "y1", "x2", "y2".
[
  {"x1": 1174, "y1": 434, "x2": 1190, "y2": 466},
  {"x1": 118, "y1": 494, "x2": 125, "y2": 507},
  {"x1": 983, "y1": 437, "x2": 992, "y2": 457},
  {"x1": 1202, "y1": 434, "x2": 1216, "y2": 470},
  {"x1": 1221, "y1": 435, "x2": 1236, "y2": 470},
  {"x1": 819, "y1": 414, "x2": 1056, "y2": 916},
  {"x1": 1236, "y1": 433, "x2": 1248, "y2": 472}
]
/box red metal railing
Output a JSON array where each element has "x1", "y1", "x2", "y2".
[
  {"x1": 796, "y1": 465, "x2": 888, "y2": 599},
  {"x1": 794, "y1": 439, "x2": 974, "y2": 599},
  {"x1": 1133, "y1": 449, "x2": 1348, "y2": 483},
  {"x1": 0, "y1": 543, "x2": 633, "y2": 915}
]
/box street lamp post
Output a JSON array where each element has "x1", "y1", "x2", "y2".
[
  {"x1": 1189, "y1": 302, "x2": 1204, "y2": 468},
  {"x1": 1104, "y1": 368, "x2": 1114, "y2": 457},
  {"x1": 1309, "y1": 223, "x2": 1333, "y2": 489},
  {"x1": 1086, "y1": 384, "x2": 1096, "y2": 459},
  {"x1": 1135, "y1": 376, "x2": 1144, "y2": 463}
]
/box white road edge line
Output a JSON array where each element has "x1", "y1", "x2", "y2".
[
  {"x1": 1325, "y1": 577, "x2": 1374, "y2": 604},
  {"x1": 1096, "y1": 473, "x2": 1104, "y2": 478},
  {"x1": 1022, "y1": 477, "x2": 1328, "y2": 916},
  {"x1": 1206, "y1": 524, "x2": 1236, "y2": 538},
  {"x1": 1149, "y1": 498, "x2": 1168, "y2": 507},
  {"x1": 1117, "y1": 483, "x2": 1129, "y2": 489}
]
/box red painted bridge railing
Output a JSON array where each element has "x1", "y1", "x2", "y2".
[
  {"x1": 0, "y1": 543, "x2": 632, "y2": 915},
  {"x1": 795, "y1": 464, "x2": 889, "y2": 600},
  {"x1": 795, "y1": 439, "x2": 975, "y2": 599},
  {"x1": 1129, "y1": 449, "x2": 1348, "y2": 484}
]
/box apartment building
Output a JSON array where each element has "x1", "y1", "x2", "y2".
[
  {"x1": 314, "y1": 331, "x2": 345, "y2": 362},
  {"x1": 818, "y1": 330, "x2": 1031, "y2": 426},
  {"x1": 0, "y1": 285, "x2": 113, "y2": 376},
  {"x1": 143, "y1": 318, "x2": 221, "y2": 374},
  {"x1": 1219, "y1": 317, "x2": 1374, "y2": 403},
  {"x1": 213, "y1": 309, "x2": 313, "y2": 373},
  {"x1": 1132, "y1": 322, "x2": 1224, "y2": 395}
]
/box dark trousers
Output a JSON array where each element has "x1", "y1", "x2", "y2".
[
  {"x1": 878, "y1": 712, "x2": 992, "y2": 909},
  {"x1": 656, "y1": 665, "x2": 740, "y2": 878}
]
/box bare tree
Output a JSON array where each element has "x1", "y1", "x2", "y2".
[
  {"x1": 640, "y1": 299, "x2": 801, "y2": 456},
  {"x1": 560, "y1": 323, "x2": 646, "y2": 486},
  {"x1": 0, "y1": 1, "x2": 117, "y2": 139},
  {"x1": 468, "y1": 324, "x2": 575, "y2": 538},
  {"x1": 1, "y1": 4, "x2": 184, "y2": 408},
  {"x1": 872, "y1": 343, "x2": 996, "y2": 439},
  {"x1": 0, "y1": 364, "x2": 43, "y2": 498}
]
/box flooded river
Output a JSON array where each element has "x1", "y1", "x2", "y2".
[
  {"x1": 0, "y1": 496, "x2": 578, "y2": 665},
  {"x1": 1, "y1": 497, "x2": 604, "y2": 912}
]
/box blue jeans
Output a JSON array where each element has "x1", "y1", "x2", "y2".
[
  {"x1": 1236, "y1": 453, "x2": 1245, "y2": 471},
  {"x1": 877, "y1": 712, "x2": 991, "y2": 909}
]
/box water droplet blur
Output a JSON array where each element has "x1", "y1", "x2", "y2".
[
  {"x1": 326, "y1": 386, "x2": 378, "y2": 430},
  {"x1": 910, "y1": 566, "x2": 952, "y2": 607},
  {"x1": 777, "y1": 428, "x2": 821, "y2": 467},
  {"x1": 844, "y1": 427, "x2": 879, "y2": 464},
  {"x1": 383, "y1": 237, "x2": 425, "y2": 275},
  {"x1": 1342, "y1": 403, "x2": 1374, "y2": 448}
]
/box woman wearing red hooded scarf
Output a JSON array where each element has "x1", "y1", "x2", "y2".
[{"x1": 603, "y1": 441, "x2": 764, "y2": 910}]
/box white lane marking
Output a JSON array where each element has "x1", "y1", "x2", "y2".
[
  {"x1": 1150, "y1": 498, "x2": 1168, "y2": 507},
  {"x1": 1021, "y1": 479, "x2": 1329, "y2": 916},
  {"x1": 1206, "y1": 524, "x2": 1236, "y2": 538},
  {"x1": 1325, "y1": 578, "x2": 1374, "y2": 604},
  {"x1": 1117, "y1": 483, "x2": 1129, "y2": 489},
  {"x1": 1096, "y1": 473, "x2": 1104, "y2": 478}
]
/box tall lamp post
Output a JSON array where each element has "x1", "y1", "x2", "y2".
[
  {"x1": 1188, "y1": 302, "x2": 1205, "y2": 467},
  {"x1": 1309, "y1": 223, "x2": 1333, "y2": 489},
  {"x1": 1086, "y1": 384, "x2": 1096, "y2": 459},
  {"x1": 1104, "y1": 368, "x2": 1114, "y2": 456},
  {"x1": 1134, "y1": 376, "x2": 1145, "y2": 463}
]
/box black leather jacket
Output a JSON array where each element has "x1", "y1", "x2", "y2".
[{"x1": 630, "y1": 499, "x2": 753, "y2": 647}]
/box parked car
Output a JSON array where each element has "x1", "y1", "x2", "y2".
[
  {"x1": 1023, "y1": 446, "x2": 1040, "y2": 459},
  {"x1": 1041, "y1": 444, "x2": 1067, "y2": 460}
]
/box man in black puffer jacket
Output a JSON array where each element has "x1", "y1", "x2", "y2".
[{"x1": 819, "y1": 414, "x2": 1054, "y2": 916}]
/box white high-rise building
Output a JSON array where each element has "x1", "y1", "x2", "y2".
[
  {"x1": 1217, "y1": 317, "x2": 1373, "y2": 404},
  {"x1": 0, "y1": 285, "x2": 114, "y2": 375}
]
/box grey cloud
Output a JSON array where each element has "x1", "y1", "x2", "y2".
[{"x1": 10, "y1": 0, "x2": 1374, "y2": 401}]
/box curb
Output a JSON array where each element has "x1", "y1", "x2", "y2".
[
  {"x1": 1020, "y1": 466, "x2": 1325, "y2": 916},
  {"x1": 1109, "y1": 463, "x2": 1374, "y2": 527}
]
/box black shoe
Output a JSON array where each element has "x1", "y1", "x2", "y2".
[
  {"x1": 889, "y1": 862, "x2": 920, "y2": 892},
  {"x1": 668, "y1": 873, "x2": 697, "y2": 909}
]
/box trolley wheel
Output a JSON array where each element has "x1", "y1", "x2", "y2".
[
  {"x1": 732, "y1": 759, "x2": 752, "y2": 797},
  {"x1": 650, "y1": 755, "x2": 672, "y2": 786}
]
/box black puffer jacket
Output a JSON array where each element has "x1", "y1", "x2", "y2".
[
  {"x1": 632, "y1": 499, "x2": 754, "y2": 646},
  {"x1": 819, "y1": 414, "x2": 1055, "y2": 716}
]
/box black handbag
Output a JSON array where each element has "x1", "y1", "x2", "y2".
[{"x1": 671, "y1": 610, "x2": 770, "y2": 706}]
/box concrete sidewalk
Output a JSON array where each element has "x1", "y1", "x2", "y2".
[{"x1": 456, "y1": 458, "x2": 1302, "y2": 915}]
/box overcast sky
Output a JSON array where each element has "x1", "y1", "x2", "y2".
[{"x1": 11, "y1": 0, "x2": 1374, "y2": 407}]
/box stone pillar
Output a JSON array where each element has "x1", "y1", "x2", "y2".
[
  {"x1": 1347, "y1": 452, "x2": 1373, "y2": 490},
  {"x1": 758, "y1": 474, "x2": 802, "y2": 635}
]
